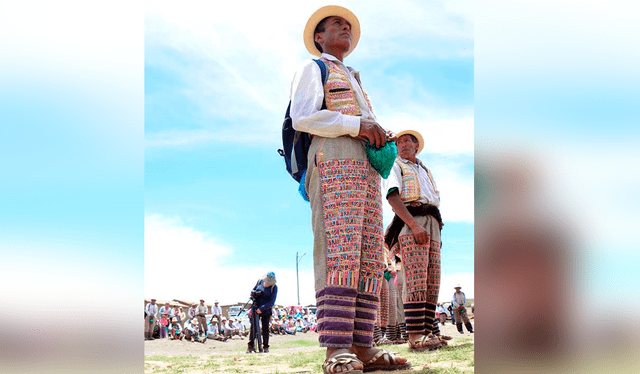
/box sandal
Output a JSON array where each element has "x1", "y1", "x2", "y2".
[
  {"x1": 362, "y1": 349, "x2": 411, "y2": 372},
  {"x1": 322, "y1": 352, "x2": 364, "y2": 374},
  {"x1": 408, "y1": 335, "x2": 442, "y2": 352},
  {"x1": 408, "y1": 338, "x2": 428, "y2": 352},
  {"x1": 422, "y1": 336, "x2": 442, "y2": 351}
]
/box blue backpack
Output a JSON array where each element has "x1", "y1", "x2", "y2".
[{"x1": 278, "y1": 59, "x2": 328, "y2": 198}]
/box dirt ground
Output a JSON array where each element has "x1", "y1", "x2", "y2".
[
  {"x1": 144, "y1": 329, "x2": 321, "y2": 357},
  {"x1": 144, "y1": 321, "x2": 474, "y2": 373}
]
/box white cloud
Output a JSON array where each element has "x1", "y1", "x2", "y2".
[{"x1": 144, "y1": 213, "x2": 318, "y2": 306}]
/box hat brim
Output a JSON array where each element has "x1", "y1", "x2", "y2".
[
  {"x1": 396, "y1": 130, "x2": 424, "y2": 154},
  {"x1": 303, "y1": 5, "x2": 360, "y2": 58}
]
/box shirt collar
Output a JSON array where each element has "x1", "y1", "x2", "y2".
[
  {"x1": 398, "y1": 156, "x2": 421, "y2": 165},
  {"x1": 320, "y1": 53, "x2": 356, "y2": 74}
]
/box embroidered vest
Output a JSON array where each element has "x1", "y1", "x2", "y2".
[
  {"x1": 396, "y1": 159, "x2": 438, "y2": 203},
  {"x1": 320, "y1": 58, "x2": 373, "y2": 116}
]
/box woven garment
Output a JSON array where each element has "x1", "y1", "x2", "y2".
[
  {"x1": 321, "y1": 58, "x2": 373, "y2": 116},
  {"x1": 307, "y1": 136, "x2": 386, "y2": 348},
  {"x1": 396, "y1": 215, "x2": 442, "y2": 335},
  {"x1": 378, "y1": 276, "x2": 390, "y2": 327}
]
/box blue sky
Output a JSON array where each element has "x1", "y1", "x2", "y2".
[{"x1": 144, "y1": 0, "x2": 474, "y2": 306}]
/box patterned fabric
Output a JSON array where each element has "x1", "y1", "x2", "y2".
[
  {"x1": 397, "y1": 161, "x2": 421, "y2": 202},
  {"x1": 316, "y1": 287, "x2": 357, "y2": 347},
  {"x1": 313, "y1": 154, "x2": 385, "y2": 348},
  {"x1": 396, "y1": 159, "x2": 439, "y2": 203},
  {"x1": 431, "y1": 318, "x2": 441, "y2": 336},
  {"x1": 319, "y1": 158, "x2": 385, "y2": 293},
  {"x1": 378, "y1": 276, "x2": 389, "y2": 327},
  {"x1": 321, "y1": 58, "x2": 373, "y2": 116},
  {"x1": 353, "y1": 294, "x2": 378, "y2": 346},
  {"x1": 397, "y1": 218, "x2": 441, "y2": 335}
]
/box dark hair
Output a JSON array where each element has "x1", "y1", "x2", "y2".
[{"x1": 313, "y1": 16, "x2": 331, "y2": 53}]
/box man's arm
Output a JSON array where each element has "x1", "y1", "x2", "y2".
[
  {"x1": 387, "y1": 190, "x2": 429, "y2": 245},
  {"x1": 290, "y1": 60, "x2": 360, "y2": 138}
]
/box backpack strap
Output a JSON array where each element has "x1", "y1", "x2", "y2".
[
  {"x1": 313, "y1": 59, "x2": 327, "y2": 109},
  {"x1": 290, "y1": 59, "x2": 328, "y2": 176}
]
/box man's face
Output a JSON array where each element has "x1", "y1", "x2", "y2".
[
  {"x1": 397, "y1": 134, "x2": 419, "y2": 159},
  {"x1": 315, "y1": 16, "x2": 352, "y2": 53},
  {"x1": 455, "y1": 287, "x2": 462, "y2": 293}
]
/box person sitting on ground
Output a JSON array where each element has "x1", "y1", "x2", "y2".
[
  {"x1": 302, "y1": 315, "x2": 316, "y2": 332},
  {"x1": 296, "y1": 317, "x2": 309, "y2": 333},
  {"x1": 169, "y1": 317, "x2": 183, "y2": 340},
  {"x1": 221, "y1": 317, "x2": 240, "y2": 339},
  {"x1": 236, "y1": 318, "x2": 249, "y2": 337},
  {"x1": 207, "y1": 318, "x2": 227, "y2": 341},
  {"x1": 285, "y1": 316, "x2": 297, "y2": 335},
  {"x1": 184, "y1": 318, "x2": 207, "y2": 343},
  {"x1": 273, "y1": 316, "x2": 286, "y2": 334}
]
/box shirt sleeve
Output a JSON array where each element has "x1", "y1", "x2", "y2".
[
  {"x1": 384, "y1": 162, "x2": 402, "y2": 198},
  {"x1": 289, "y1": 60, "x2": 361, "y2": 138}
]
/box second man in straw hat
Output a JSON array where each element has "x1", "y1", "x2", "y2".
[{"x1": 384, "y1": 129, "x2": 446, "y2": 351}]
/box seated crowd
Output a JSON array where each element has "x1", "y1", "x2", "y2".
[{"x1": 145, "y1": 300, "x2": 317, "y2": 343}]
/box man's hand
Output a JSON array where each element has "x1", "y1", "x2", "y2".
[
  {"x1": 256, "y1": 309, "x2": 262, "y2": 314},
  {"x1": 409, "y1": 224, "x2": 429, "y2": 245},
  {"x1": 358, "y1": 118, "x2": 388, "y2": 148}
]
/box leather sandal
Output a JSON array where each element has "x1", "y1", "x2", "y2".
[
  {"x1": 362, "y1": 349, "x2": 411, "y2": 372},
  {"x1": 322, "y1": 352, "x2": 364, "y2": 374}
]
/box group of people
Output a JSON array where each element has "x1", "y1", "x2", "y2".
[
  {"x1": 269, "y1": 314, "x2": 317, "y2": 335},
  {"x1": 146, "y1": 5, "x2": 473, "y2": 372},
  {"x1": 285, "y1": 5, "x2": 474, "y2": 373},
  {"x1": 143, "y1": 298, "x2": 249, "y2": 343}
]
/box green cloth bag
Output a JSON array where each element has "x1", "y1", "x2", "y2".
[{"x1": 365, "y1": 140, "x2": 397, "y2": 179}]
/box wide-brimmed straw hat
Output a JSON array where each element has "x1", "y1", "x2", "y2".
[
  {"x1": 303, "y1": 5, "x2": 360, "y2": 58},
  {"x1": 454, "y1": 284, "x2": 462, "y2": 289},
  {"x1": 396, "y1": 130, "x2": 425, "y2": 155}
]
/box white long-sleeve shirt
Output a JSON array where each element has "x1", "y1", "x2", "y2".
[
  {"x1": 145, "y1": 303, "x2": 158, "y2": 317},
  {"x1": 289, "y1": 53, "x2": 375, "y2": 138},
  {"x1": 452, "y1": 291, "x2": 466, "y2": 308}
]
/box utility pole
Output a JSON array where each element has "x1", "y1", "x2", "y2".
[{"x1": 296, "y1": 251, "x2": 306, "y2": 305}]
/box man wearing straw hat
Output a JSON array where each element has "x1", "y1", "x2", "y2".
[
  {"x1": 289, "y1": 5, "x2": 409, "y2": 373},
  {"x1": 384, "y1": 130, "x2": 445, "y2": 351},
  {"x1": 452, "y1": 284, "x2": 474, "y2": 334}
]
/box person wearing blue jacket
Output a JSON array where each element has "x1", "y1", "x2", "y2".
[{"x1": 247, "y1": 272, "x2": 278, "y2": 353}]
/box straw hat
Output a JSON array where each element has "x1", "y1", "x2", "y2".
[
  {"x1": 454, "y1": 284, "x2": 462, "y2": 289},
  {"x1": 396, "y1": 130, "x2": 424, "y2": 155},
  {"x1": 303, "y1": 5, "x2": 360, "y2": 58}
]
